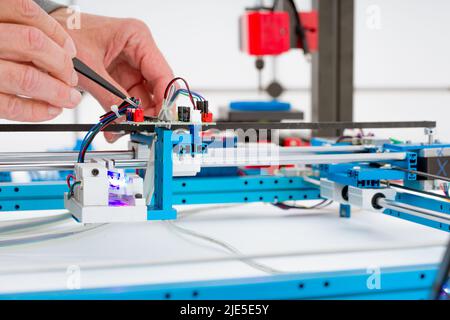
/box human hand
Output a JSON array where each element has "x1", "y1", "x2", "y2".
[
  {"x1": 0, "y1": 0, "x2": 81, "y2": 122},
  {"x1": 52, "y1": 10, "x2": 174, "y2": 141}
]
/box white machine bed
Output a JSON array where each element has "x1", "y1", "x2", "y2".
[{"x1": 0, "y1": 202, "x2": 448, "y2": 295}]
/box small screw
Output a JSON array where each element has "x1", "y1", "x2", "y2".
[{"x1": 91, "y1": 169, "x2": 100, "y2": 176}]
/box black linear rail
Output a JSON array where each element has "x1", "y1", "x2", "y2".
[{"x1": 0, "y1": 121, "x2": 436, "y2": 133}]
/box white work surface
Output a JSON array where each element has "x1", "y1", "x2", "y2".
[{"x1": 0, "y1": 203, "x2": 448, "y2": 295}]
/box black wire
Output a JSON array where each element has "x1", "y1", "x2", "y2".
[
  {"x1": 273, "y1": 199, "x2": 333, "y2": 210},
  {"x1": 68, "y1": 181, "x2": 81, "y2": 199},
  {"x1": 336, "y1": 135, "x2": 353, "y2": 143}
]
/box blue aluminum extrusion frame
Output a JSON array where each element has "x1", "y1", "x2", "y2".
[
  {"x1": 148, "y1": 127, "x2": 177, "y2": 220},
  {"x1": 0, "y1": 176, "x2": 321, "y2": 213},
  {"x1": 0, "y1": 264, "x2": 438, "y2": 300}
]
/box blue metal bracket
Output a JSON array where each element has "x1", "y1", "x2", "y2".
[{"x1": 147, "y1": 127, "x2": 177, "y2": 220}]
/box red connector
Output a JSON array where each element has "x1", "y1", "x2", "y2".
[
  {"x1": 133, "y1": 108, "x2": 144, "y2": 122},
  {"x1": 202, "y1": 112, "x2": 213, "y2": 123}
]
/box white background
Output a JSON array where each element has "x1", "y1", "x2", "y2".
[{"x1": 0, "y1": 0, "x2": 449, "y2": 151}]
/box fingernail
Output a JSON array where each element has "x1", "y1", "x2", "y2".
[
  {"x1": 71, "y1": 71, "x2": 78, "y2": 86},
  {"x1": 70, "y1": 89, "x2": 82, "y2": 105},
  {"x1": 48, "y1": 106, "x2": 62, "y2": 116},
  {"x1": 64, "y1": 38, "x2": 77, "y2": 57}
]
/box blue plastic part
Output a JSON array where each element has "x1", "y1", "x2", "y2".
[
  {"x1": 339, "y1": 204, "x2": 351, "y2": 218},
  {"x1": 230, "y1": 101, "x2": 291, "y2": 112},
  {"x1": 328, "y1": 166, "x2": 406, "y2": 189},
  {"x1": 147, "y1": 127, "x2": 177, "y2": 220},
  {"x1": 384, "y1": 143, "x2": 450, "y2": 152},
  {"x1": 0, "y1": 264, "x2": 437, "y2": 300},
  {"x1": 0, "y1": 172, "x2": 12, "y2": 183}
]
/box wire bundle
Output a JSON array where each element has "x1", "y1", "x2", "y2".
[
  {"x1": 66, "y1": 173, "x2": 80, "y2": 198},
  {"x1": 78, "y1": 100, "x2": 138, "y2": 163},
  {"x1": 67, "y1": 100, "x2": 139, "y2": 195},
  {"x1": 159, "y1": 77, "x2": 206, "y2": 121}
]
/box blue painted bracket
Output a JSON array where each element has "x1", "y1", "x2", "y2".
[
  {"x1": 339, "y1": 204, "x2": 351, "y2": 218},
  {"x1": 147, "y1": 127, "x2": 177, "y2": 220}
]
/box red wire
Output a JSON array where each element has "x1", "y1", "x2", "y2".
[
  {"x1": 66, "y1": 174, "x2": 76, "y2": 188},
  {"x1": 164, "y1": 77, "x2": 196, "y2": 109}
]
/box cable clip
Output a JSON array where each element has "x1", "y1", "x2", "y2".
[{"x1": 110, "y1": 105, "x2": 121, "y2": 118}]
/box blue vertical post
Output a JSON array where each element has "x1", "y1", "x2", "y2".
[
  {"x1": 148, "y1": 127, "x2": 177, "y2": 220},
  {"x1": 339, "y1": 203, "x2": 351, "y2": 218},
  {"x1": 190, "y1": 125, "x2": 202, "y2": 154}
]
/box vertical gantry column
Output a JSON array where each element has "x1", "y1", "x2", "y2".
[
  {"x1": 148, "y1": 127, "x2": 177, "y2": 220},
  {"x1": 312, "y1": 0, "x2": 354, "y2": 137}
]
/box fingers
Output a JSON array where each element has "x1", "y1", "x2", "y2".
[
  {"x1": 128, "y1": 84, "x2": 154, "y2": 115},
  {"x1": 0, "y1": 0, "x2": 77, "y2": 57},
  {"x1": 138, "y1": 48, "x2": 173, "y2": 111},
  {"x1": 0, "y1": 92, "x2": 63, "y2": 122},
  {"x1": 119, "y1": 19, "x2": 173, "y2": 111},
  {"x1": 0, "y1": 0, "x2": 79, "y2": 120},
  {"x1": 108, "y1": 58, "x2": 143, "y2": 91},
  {"x1": 0, "y1": 60, "x2": 82, "y2": 108},
  {"x1": 0, "y1": 23, "x2": 77, "y2": 86},
  {"x1": 79, "y1": 65, "x2": 129, "y2": 143}
]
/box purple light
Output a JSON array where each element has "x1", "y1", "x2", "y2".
[
  {"x1": 109, "y1": 194, "x2": 135, "y2": 207},
  {"x1": 108, "y1": 170, "x2": 125, "y2": 190},
  {"x1": 108, "y1": 199, "x2": 128, "y2": 207}
]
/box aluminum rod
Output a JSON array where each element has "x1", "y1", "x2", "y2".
[
  {"x1": 0, "y1": 160, "x2": 147, "y2": 172},
  {"x1": 378, "y1": 198, "x2": 450, "y2": 225},
  {"x1": 0, "y1": 151, "x2": 406, "y2": 172},
  {"x1": 0, "y1": 145, "x2": 369, "y2": 162},
  {"x1": 200, "y1": 152, "x2": 407, "y2": 168},
  {"x1": 0, "y1": 150, "x2": 134, "y2": 162},
  {"x1": 234, "y1": 145, "x2": 375, "y2": 154}
]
